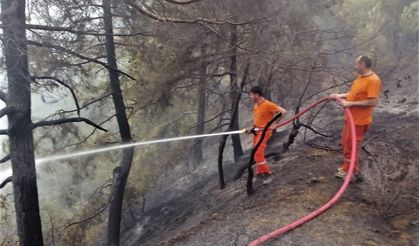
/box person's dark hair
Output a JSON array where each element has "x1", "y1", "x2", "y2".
[
  {"x1": 359, "y1": 55, "x2": 372, "y2": 68},
  {"x1": 250, "y1": 85, "x2": 264, "y2": 96}
]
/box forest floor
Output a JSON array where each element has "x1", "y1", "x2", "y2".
[{"x1": 122, "y1": 107, "x2": 419, "y2": 246}]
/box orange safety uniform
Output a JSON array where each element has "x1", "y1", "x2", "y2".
[
  {"x1": 342, "y1": 72, "x2": 381, "y2": 173},
  {"x1": 253, "y1": 99, "x2": 282, "y2": 175}
]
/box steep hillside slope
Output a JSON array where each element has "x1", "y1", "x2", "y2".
[{"x1": 122, "y1": 103, "x2": 419, "y2": 246}]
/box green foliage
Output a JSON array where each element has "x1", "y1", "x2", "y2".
[
  {"x1": 400, "y1": 1, "x2": 419, "y2": 34},
  {"x1": 0, "y1": 194, "x2": 17, "y2": 244},
  {"x1": 2, "y1": 0, "x2": 418, "y2": 244}
]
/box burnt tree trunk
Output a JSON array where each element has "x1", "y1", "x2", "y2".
[
  {"x1": 229, "y1": 24, "x2": 244, "y2": 161},
  {"x1": 103, "y1": 0, "x2": 135, "y2": 245},
  {"x1": 192, "y1": 45, "x2": 207, "y2": 165},
  {"x1": 217, "y1": 63, "x2": 250, "y2": 188},
  {"x1": 1, "y1": 0, "x2": 44, "y2": 245},
  {"x1": 261, "y1": 66, "x2": 274, "y2": 100}
]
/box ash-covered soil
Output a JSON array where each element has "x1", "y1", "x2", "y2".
[{"x1": 122, "y1": 106, "x2": 419, "y2": 246}]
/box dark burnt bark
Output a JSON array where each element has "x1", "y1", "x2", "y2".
[
  {"x1": 217, "y1": 63, "x2": 250, "y2": 189},
  {"x1": 229, "y1": 24, "x2": 244, "y2": 161},
  {"x1": 103, "y1": 0, "x2": 135, "y2": 245},
  {"x1": 192, "y1": 45, "x2": 207, "y2": 165},
  {"x1": 1, "y1": 0, "x2": 44, "y2": 245}
]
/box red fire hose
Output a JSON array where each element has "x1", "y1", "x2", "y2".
[{"x1": 248, "y1": 96, "x2": 358, "y2": 246}]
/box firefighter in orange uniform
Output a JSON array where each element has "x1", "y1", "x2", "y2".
[
  {"x1": 332, "y1": 55, "x2": 382, "y2": 180},
  {"x1": 246, "y1": 86, "x2": 287, "y2": 184}
]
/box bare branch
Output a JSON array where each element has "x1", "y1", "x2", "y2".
[
  {"x1": 209, "y1": 122, "x2": 229, "y2": 133},
  {"x1": 126, "y1": 0, "x2": 266, "y2": 25},
  {"x1": 64, "y1": 202, "x2": 108, "y2": 230},
  {"x1": 43, "y1": 93, "x2": 112, "y2": 120},
  {"x1": 164, "y1": 0, "x2": 204, "y2": 4},
  {"x1": 304, "y1": 142, "x2": 340, "y2": 152},
  {"x1": 33, "y1": 118, "x2": 108, "y2": 132},
  {"x1": 210, "y1": 72, "x2": 236, "y2": 77},
  {"x1": 0, "y1": 106, "x2": 15, "y2": 118},
  {"x1": 63, "y1": 179, "x2": 112, "y2": 230},
  {"x1": 156, "y1": 111, "x2": 197, "y2": 129},
  {"x1": 0, "y1": 176, "x2": 12, "y2": 189},
  {"x1": 63, "y1": 114, "x2": 116, "y2": 148},
  {"x1": 0, "y1": 154, "x2": 10, "y2": 164},
  {"x1": 198, "y1": 22, "x2": 254, "y2": 53},
  {"x1": 300, "y1": 123, "x2": 331, "y2": 138},
  {"x1": 27, "y1": 40, "x2": 136, "y2": 80},
  {"x1": 24, "y1": 24, "x2": 154, "y2": 37},
  {"x1": 32, "y1": 76, "x2": 81, "y2": 116},
  {"x1": 362, "y1": 127, "x2": 407, "y2": 147},
  {"x1": 0, "y1": 91, "x2": 7, "y2": 103},
  {"x1": 188, "y1": 110, "x2": 228, "y2": 133}
]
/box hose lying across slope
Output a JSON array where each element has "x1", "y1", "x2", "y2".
[{"x1": 247, "y1": 96, "x2": 358, "y2": 245}]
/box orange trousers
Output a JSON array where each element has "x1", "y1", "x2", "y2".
[
  {"x1": 341, "y1": 120, "x2": 370, "y2": 173},
  {"x1": 253, "y1": 130, "x2": 273, "y2": 175}
]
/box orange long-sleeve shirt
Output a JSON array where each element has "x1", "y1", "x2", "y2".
[
  {"x1": 346, "y1": 73, "x2": 382, "y2": 125},
  {"x1": 253, "y1": 99, "x2": 282, "y2": 128}
]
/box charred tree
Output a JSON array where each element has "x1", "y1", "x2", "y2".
[
  {"x1": 1, "y1": 0, "x2": 44, "y2": 245},
  {"x1": 192, "y1": 44, "x2": 207, "y2": 165},
  {"x1": 103, "y1": 0, "x2": 135, "y2": 245},
  {"x1": 229, "y1": 24, "x2": 244, "y2": 161},
  {"x1": 217, "y1": 63, "x2": 250, "y2": 188}
]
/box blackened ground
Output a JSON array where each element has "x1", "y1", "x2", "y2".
[{"x1": 123, "y1": 109, "x2": 419, "y2": 246}]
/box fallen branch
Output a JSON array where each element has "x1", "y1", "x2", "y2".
[
  {"x1": 64, "y1": 202, "x2": 108, "y2": 230},
  {"x1": 164, "y1": 0, "x2": 204, "y2": 4},
  {"x1": 361, "y1": 146, "x2": 374, "y2": 156},
  {"x1": 362, "y1": 127, "x2": 406, "y2": 147},
  {"x1": 300, "y1": 123, "x2": 331, "y2": 138},
  {"x1": 304, "y1": 142, "x2": 340, "y2": 152}
]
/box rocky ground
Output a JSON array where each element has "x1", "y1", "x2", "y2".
[{"x1": 122, "y1": 102, "x2": 419, "y2": 246}]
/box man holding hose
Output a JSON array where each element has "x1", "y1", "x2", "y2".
[
  {"x1": 245, "y1": 85, "x2": 287, "y2": 184},
  {"x1": 332, "y1": 55, "x2": 382, "y2": 180}
]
